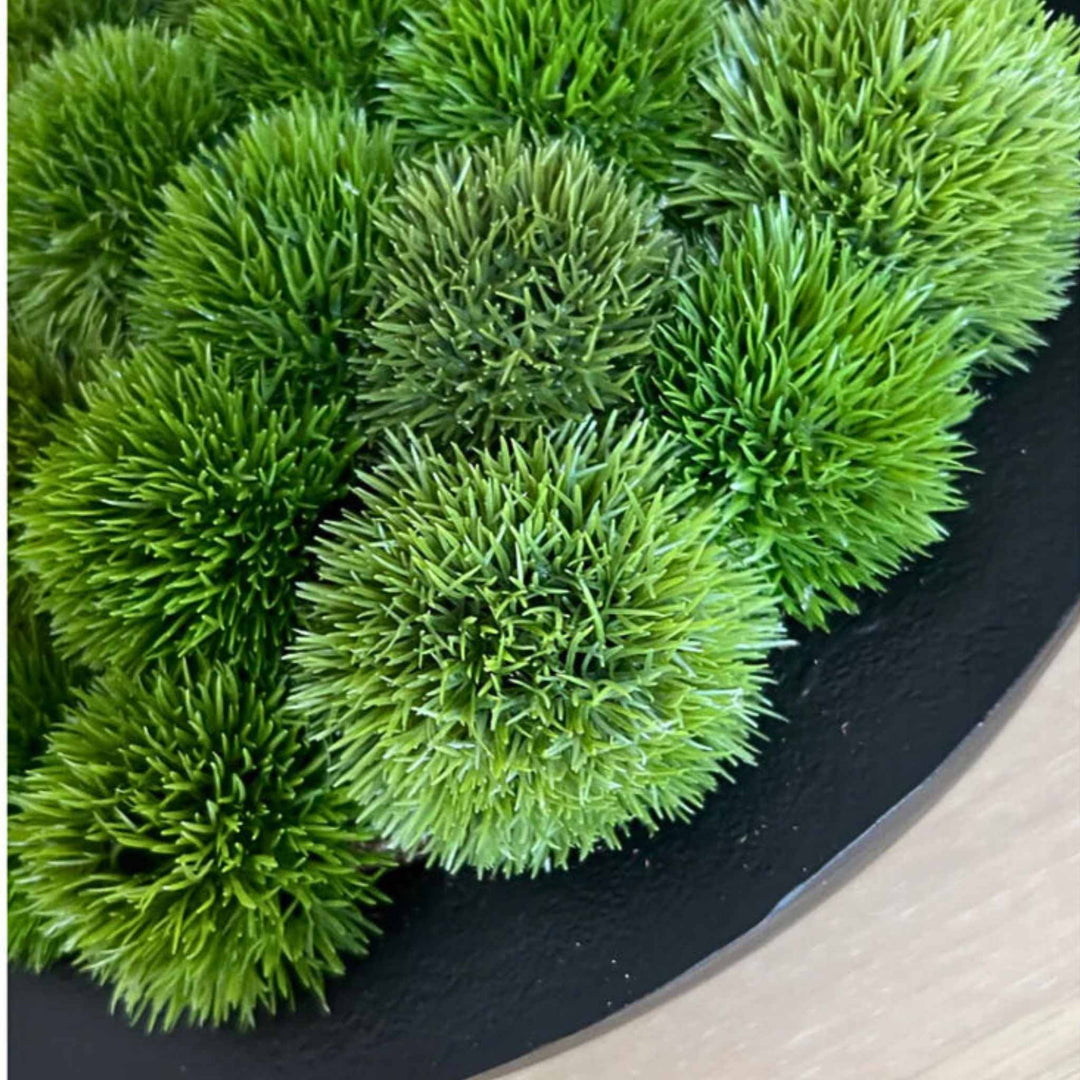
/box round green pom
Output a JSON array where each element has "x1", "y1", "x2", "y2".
[
  {"x1": 9, "y1": 663, "x2": 391, "y2": 1030},
  {"x1": 190, "y1": 0, "x2": 404, "y2": 111},
  {"x1": 6, "y1": 0, "x2": 169, "y2": 87},
  {"x1": 670, "y1": 0, "x2": 1080, "y2": 365},
  {"x1": 642, "y1": 201, "x2": 980, "y2": 629},
  {"x1": 380, "y1": 0, "x2": 713, "y2": 185},
  {"x1": 7, "y1": 26, "x2": 235, "y2": 359},
  {"x1": 132, "y1": 97, "x2": 395, "y2": 402},
  {"x1": 358, "y1": 132, "x2": 678, "y2": 445},
  {"x1": 290, "y1": 416, "x2": 785, "y2": 876},
  {"x1": 15, "y1": 349, "x2": 356, "y2": 673}
]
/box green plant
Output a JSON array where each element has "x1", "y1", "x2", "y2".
[
  {"x1": 380, "y1": 0, "x2": 714, "y2": 185},
  {"x1": 7, "y1": 577, "x2": 91, "y2": 972},
  {"x1": 190, "y1": 0, "x2": 404, "y2": 110},
  {"x1": 290, "y1": 416, "x2": 785, "y2": 876},
  {"x1": 357, "y1": 131, "x2": 678, "y2": 445},
  {"x1": 132, "y1": 97, "x2": 395, "y2": 403},
  {"x1": 670, "y1": 0, "x2": 1080, "y2": 365},
  {"x1": 9, "y1": 663, "x2": 392, "y2": 1029},
  {"x1": 7, "y1": 25, "x2": 235, "y2": 361},
  {"x1": 6, "y1": 324, "x2": 88, "y2": 495},
  {"x1": 15, "y1": 349, "x2": 357, "y2": 674},
  {"x1": 6, "y1": 0, "x2": 170, "y2": 86},
  {"x1": 7, "y1": 578, "x2": 91, "y2": 779},
  {"x1": 641, "y1": 201, "x2": 980, "y2": 628}
]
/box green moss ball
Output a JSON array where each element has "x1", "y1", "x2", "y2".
[
  {"x1": 15, "y1": 349, "x2": 356, "y2": 673},
  {"x1": 642, "y1": 201, "x2": 980, "y2": 629},
  {"x1": 670, "y1": 0, "x2": 1080, "y2": 365},
  {"x1": 7, "y1": 26, "x2": 236, "y2": 360},
  {"x1": 6, "y1": 0, "x2": 167, "y2": 86},
  {"x1": 191, "y1": 0, "x2": 404, "y2": 110},
  {"x1": 357, "y1": 131, "x2": 678, "y2": 445},
  {"x1": 9, "y1": 663, "x2": 391, "y2": 1029},
  {"x1": 290, "y1": 416, "x2": 785, "y2": 876},
  {"x1": 132, "y1": 96, "x2": 395, "y2": 402},
  {"x1": 380, "y1": 0, "x2": 713, "y2": 185}
]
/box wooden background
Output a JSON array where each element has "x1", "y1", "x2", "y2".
[{"x1": 488, "y1": 619, "x2": 1080, "y2": 1080}]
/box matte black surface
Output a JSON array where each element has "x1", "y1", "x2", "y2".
[{"x1": 9, "y1": 70, "x2": 1080, "y2": 1080}]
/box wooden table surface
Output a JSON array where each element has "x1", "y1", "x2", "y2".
[{"x1": 488, "y1": 618, "x2": 1080, "y2": 1080}]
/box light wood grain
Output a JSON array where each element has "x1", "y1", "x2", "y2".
[{"x1": 489, "y1": 622, "x2": 1080, "y2": 1080}]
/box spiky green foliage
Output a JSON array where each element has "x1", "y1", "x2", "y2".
[
  {"x1": 132, "y1": 98, "x2": 395, "y2": 402},
  {"x1": 358, "y1": 132, "x2": 678, "y2": 445},
  {"x1": 191, "y1": 0, "x2": 404, "y2": 110},
  {"x1": 380, "y1": 0, "x2": 714, "y2": 185},
  {"x1": 15, "y1": 349, "x2": 357, "y2": 674},
  {"x1": 6, "y1": 325, "x2": 87, "y2": 495},
  {"x1": 8, "y1": 869, "x2": 67, "y2": 974},
  {"x1": 670, "y1": 0, "x2": 1080, "y2": 365},
  {"x1": 642, "y1": 202, "x2": 980, "y2": 628},
  {"x1": 7, "y1": 26, "x2": 235, "y2": 360},
  {"x1": 7, "y1": 578, "x2": 91, "y2": 778},
  {"x1": 6, "y1": 0, "x2": 167, "y2": 86},
  {"x1": 290, "y1": 416, "x2": 785, "y2": 876},
  {"x1": 9, "y1": 663, "x2": 392, "y2": 1029},
  {"x1": 7, "y1": 577, "x2": 92, "y2": 972}
]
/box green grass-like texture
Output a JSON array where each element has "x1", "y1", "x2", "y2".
[
  {"x1": 9, "y1": 663, "x2": 392, "y2": 1030},
  {"x1": 7, "y1": 577, "x2": 92, "y2": 973},
  {"x1": 7, "y1": 25, "x2": 235, "y2": 361},
  {"x1": 671, "y1": 0, "x2": 1080, "y2": 365},
  {"x1": 643, "y1": 201, "x2": 980, "y2": 628},
  {"x1": 15, "y1": 349, "x2": 356, "y2": 674},
  {"x1": 7, "y1": 323, "x2": 88, "y2": 494},
  {"x1": 6, "y1": 0, "x2": 169, "y2": 87},
  {"x1": 7, "y1": 0, "x2": 1080, "y2": 1030},
  {"x1": 191, "y1": 0, "x2": 405, "y2": 110},
  {"x1": 358, "y1": 130, "x2": 679, "y2": 445},
  {"x1": 380, "y1": 0, "x2": 714, "y2": 185},
  {"x1": 290, "y1": 416, "x2": 786, "y2": 876},
  {"x1": 132, "y1": 97, "x2": 395, "y2": 403}
]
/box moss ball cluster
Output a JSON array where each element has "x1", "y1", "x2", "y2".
[{"x1": 7, "y1": 0, "x2": 1080, "y2": 1031}]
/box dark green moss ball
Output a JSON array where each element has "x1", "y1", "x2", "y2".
[
  {"x1": 357, "y1": 131, "x2": 678, "y2": 445},
  {"x1": 670, "y1": 0, "x2": 1080, "y2": 364},
  {"x1": 132, "y1": 97, "x2": 395, "y2": 402},
  {"x1": 15, "y1": 349, "x2": 356, "y2": 673},
  {"x1": 290, "y1": 416, "x2": 785, "y2": 876},
  {"x1": 642, "y1": 201, "x2": 980, "y2": 628},
  {"x1": 380, "y1": 0, "x2": 713, "y2": 185},
  {"x1": 191, "y1": 0, "x2": 405, "y2": 110},
  {"x1": 9, "y1": 663, "x2": 391, "y2": 1029},
  {"x1": 7, "y1": 26, "x2": 235, "y2": 360}
]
